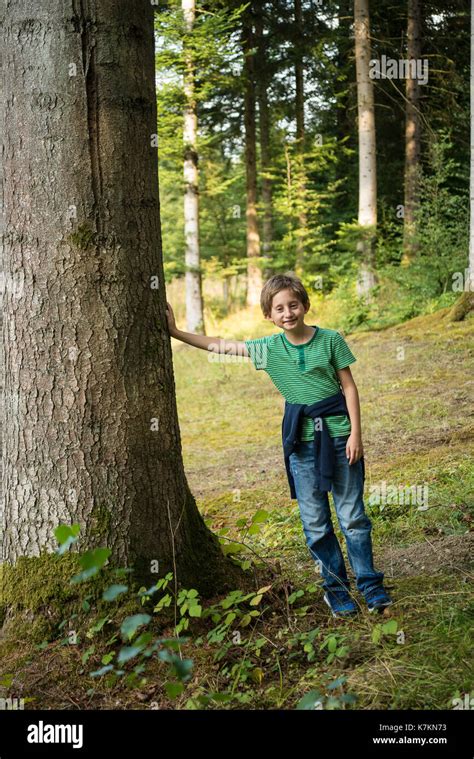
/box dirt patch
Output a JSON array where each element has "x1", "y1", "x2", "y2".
[
  {"x1": 376, "y1": 533, "x2": 474, "y2": 579},
  {"x1": 186, "y1": 447, "x2": 286, "y2": 499}
]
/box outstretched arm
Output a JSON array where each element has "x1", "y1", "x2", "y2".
[{"x1": 166, "y1": 302, "x2": 249, "y2": 357}]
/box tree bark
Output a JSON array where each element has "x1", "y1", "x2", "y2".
[
  {"x1": 242, "y1": 8, "x2": 262, "y2": 307},
  {"x1": 1, "y1": 0, "x2": 243, "y2": 594},
  {"x1": 285, "y1": 141, "x2": 294, "y2": 253},
  {"x1": 454, "y1": 0, "x2": 474, "y2": 311},
  {"x1": 402, "y1": 0, "x2": 422, "y2": 264},
  {"x1": 354, "y1": 0, "x2": 377, "y2": 297},
  {"x1": 183, "y1": 0, "x2": 205, "y2": 333},
  {"x1": 0, "y1": 14, "x2": 4, "y2": 540},
  {"x1": 448, "y1": 291, "x2": 474, "y2": 321},
  {"x1": 469, "y1": 0, "x2": 474, "y2": 288}
]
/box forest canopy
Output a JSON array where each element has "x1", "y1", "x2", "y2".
[{"x1": 156, "y1": 0, "x2": 471, "y2": 333}]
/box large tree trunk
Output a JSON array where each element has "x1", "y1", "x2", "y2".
[
  {"x1": 242, "y1": 8, "x2": 262, "y2": 307},
  {"x1": 183, "y1": 0, "x2": 205, "y2": 334},
  {"x1": 402, "y1": 0, "x2": 422, "y2": 265},
  {"x1": 1, "y1": 0, "x2": 242, "y2": 594},
  {"x1": 0, "y1": 18, "x2": 4, "y2": 542},
  {"x1": 469, "y1": 0, "x2": 474, "y2": 287},
  {"x1": 294, "y1": 0, "x2": 308, "y2": 277},
  {"x1": 354, "y1": 0, "x2": 377, "y2": 297},
  {"x1": 255, "y1": 9, "x2": 273, "y2": 279}
]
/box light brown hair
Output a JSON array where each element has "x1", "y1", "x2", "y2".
[{"x1": 260, "y1": 271, "x2": 310, "y2": 318}]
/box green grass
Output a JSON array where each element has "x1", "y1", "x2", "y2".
[
  {"x1": 173, "y1": 304, "x2": 473, "y2": 709},
  {"x1": 0, "y1": 303, "x2": 472, "y2": 710}
]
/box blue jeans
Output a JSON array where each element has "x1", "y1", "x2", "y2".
[{"x1": 288, "y1": 436, "x2": 384, "y2": 597}]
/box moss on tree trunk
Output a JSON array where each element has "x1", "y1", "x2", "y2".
[{"x1": 448, "y1": 292, "x2": 474, "y2": 322}]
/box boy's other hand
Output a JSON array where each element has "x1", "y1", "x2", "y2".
[
  {"x1": 346, "y1": 433, "x2": 363, "y2": 465},
  {"x1": 166, "y1": 302, "x2": 177, "y2": 335}
]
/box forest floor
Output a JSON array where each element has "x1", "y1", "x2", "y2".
[{"x1": 0, "y1": 304, "x2": 473, "y2": 710}]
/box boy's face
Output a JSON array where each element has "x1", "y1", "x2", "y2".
[{"x1": 265, "y1": 288, "x2": 310, "y2": 331}]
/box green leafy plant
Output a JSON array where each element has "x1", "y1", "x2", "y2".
[
  {"x1": 372, "y1": 618, "x2": 398, "y2": 645},
  {"x1": 53, "y1": 524, "x2": 194, "y2": 699},
  {"x1": 297, "y1": 676, "x2": 357, "y2": 710},
  {"x1": 319, "y1": 632, "x2": 350, "y2": 665}
]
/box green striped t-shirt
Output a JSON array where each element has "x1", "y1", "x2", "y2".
[{"x1": 244, "y1": 326, "x2": 356, "y2": 441}]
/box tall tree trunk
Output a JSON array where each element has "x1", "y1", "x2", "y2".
[
  {"x1": 449, "y1": 0, "x2": 474, "y2": 320},
  {"x1": 1, "y1": 0, "x2": 242, "y2": 594},
  {"x1": 294, "y1": 0, "x2": 307, "y2": 277},
  {"x1": 258, "y1": 83, "x2": 273, "y2": 279},
  {"x1": 335, "y1": 0, "x2": 354, "y2": 214},
  {"x1": 469, "y1": 0, "x2": 474, "y2": 286},
  {"x1": 402, "y1": 0, "x2": 422, "y2": 265},
  {"x1": 285, "y1": 142, "x2": 294, "y2": 254},
  {"x1": 255, "y1": 10, "x2": 273, "y2": 279},
  {"x1": 183, "y1": 0, "x2": 205, "y2": 333},
  {"x1": 242, "y1": 8, "x2": 262, "y2": 307},
  {"x1": 354, "y1": 0, "x2": 377, "y2": 296},
  {"x1": 0, "y1": 20, "x2": 4, "y2": 532}
]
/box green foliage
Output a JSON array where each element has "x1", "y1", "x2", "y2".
[
  {"x1": 55, "y1": 524, "x2": 81, "y2": 555},
  {"x1": 70, "y1": 548, "x2": 112, "y2": 584},
  {"x1": 216, "y1": 507, "x2": 271, "y2": 570},
  {"x1": 408, "y1": 135, "x2": 468, "y2": 294},
  {"x1": 320, "y1": 632, "x2": 350, "y2": 665},
  {"x1": 296, "y1": 676, "x2": 357, "y2": 710},
  {"x1": 32, "y1": 520, "x2": 274, "y2": 705},
  {"x1": 49, "y1": 526, "x2": 195, "y2": 698},
  {"x1": 120, "y1": 614, "x2": 152, "y2": 641},
  {"x1": 102, "y1": 584, "x2": 128, "y2": 602},
  {"x1": 155, "y1": 0, "x2": 469, "y2": 331},
  {"x1": 271, "y1": 136, "x2": 341, "y2": 273},
  {"x1": 372, "y1": 618, "x2": 399, "y2": 645},
  {"x1": 287, "y1": 627, "x2": 350, "y2": 665}
]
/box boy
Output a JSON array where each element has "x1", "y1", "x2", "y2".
[{"x1": 166, "y1": 272, "x2": 392, "y2": 618}]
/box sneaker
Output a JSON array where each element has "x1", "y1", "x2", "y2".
[
  {"x1": 323, "y1": 592, "x2": 358, "y2": 618},
  {"x1": 365, "y1": 586, "x2": 393, "y2": 613}
]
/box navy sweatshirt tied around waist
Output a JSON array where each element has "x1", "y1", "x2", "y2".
[{"x1": 282, "y1": 390, "x2": 365, "y2": 499}]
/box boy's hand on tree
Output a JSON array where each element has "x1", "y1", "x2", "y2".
[
  {"x1": 166, "y1": 302, "x2": 177, "y2": 334},
  {"x1": 346, "y1": 433, "x2": 363, "y2": 465}
]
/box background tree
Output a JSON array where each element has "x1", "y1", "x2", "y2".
[
  {"x1": 255, "y1": 1, "x2": 274, "y2": 277},
  {"x1": 155, "y1": 0, "x2": 247, "y2": 310},
  {"x1": 402, "y1": 0, "x2": 422, "y2": 264},
  {"x1": 449, "y1": 0, "x2": 474, "y2": 319},
  {"x1": 183, "y1": 0, "x2": 205, "y2": 333},
  {"x1": 293, "y1": 0, "x2": 309, "y2": 276},
  {"x1": 156, "y1": 0, "x2": 470, "y2": 330},
  {"x1": 354, "y1": 0, "x2": 378, "y2": 297},
  {"x1": 242, "y1": 3, "x2": 263, "y2": 307},
  {"x1": 470, "y1": 0, "x2": 474, "y2": 284}
]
